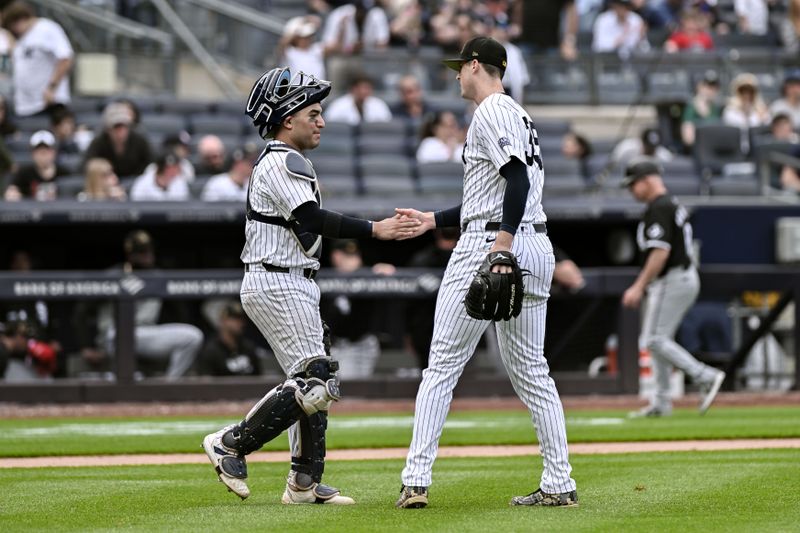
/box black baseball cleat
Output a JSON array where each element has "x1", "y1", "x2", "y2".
[
  {"x1": 511, "y1": 488, "x2": 578, "y2": 507},
  {"x1": 396, "y1": 485, "x2": 428, "y2": 508}
]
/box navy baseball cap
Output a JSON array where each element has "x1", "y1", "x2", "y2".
[
  {"x1": 443, "y1": 37, "x2": 507, "y2": 74},
  {"x1": 621, "y1": 158, "x2": 662, "y2": 188}
]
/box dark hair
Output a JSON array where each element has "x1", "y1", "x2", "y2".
[
  {"x1": 50, "y1": 105, "x2": 75, "y2": 127},
  {"x1": 419, "y1": 110, "x2": 457, "y2": 140},
  {"x1": 771, "y1": 113, "x2": 792, "y2": 129},
  {"x1": 1, "y1": 1, "x2": 35, "y2": 31},
  {"x1": 348, "y1": 73, "x2": 374, "y2": 90},
  {"x1": 482, "y1": 64, "x2": 504, "y2": 79},
  {"x1": 155, "y1": 150, "x2": 180, "y2": 173},
  {"x1": 572, "y1": 133, "x2": 592, "y2": 158}
]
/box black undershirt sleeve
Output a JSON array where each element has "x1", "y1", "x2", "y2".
[
  {"x1": 292, "y1": 201, "x2": 372, "y2": 239},
  {"x1": 498, "y1": 157, "x2": 530, "y2": 235},
  {"x1": 434, "y1": 204, "x2": 462, "y2": 228}
]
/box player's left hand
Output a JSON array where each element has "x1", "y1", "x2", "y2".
[
  {"x1": 372, "y1": 215, "x2": 421, "y2": 240},
  {"x1": 622, "y1": 284, "x2": 644, "y2": 309}
]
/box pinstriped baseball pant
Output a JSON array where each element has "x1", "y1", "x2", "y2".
[
  {"x1": 402, "y1": 230, "x2": 576, "y2": 494},
  {"x1": 240, "y1": 269, "x2": 326, "y2": 461}
]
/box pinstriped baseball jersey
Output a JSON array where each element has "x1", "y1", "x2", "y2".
[
  {"x1": 402, "y1": 90, "x2": 576, "y2": 496},
  {"x1": 460, "y1": 92, "x2": 546, "y2": 227},
  {"x1": 241, "y1": 140, "x2": 321, "y2": 269}
]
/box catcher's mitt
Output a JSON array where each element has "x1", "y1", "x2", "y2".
[{"x1": 464, "y1": 251, "x2": 524, "y2": 321}]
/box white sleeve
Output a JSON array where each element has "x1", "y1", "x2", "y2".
[
  {"x1": 48, "y1": 20, "x2": 74, "y2": 59},
  {"x1": 364, "y1": 8, "x2": 390, "y2": 47},
  {"x1": 476, "y1": 101, "x2": 528, "y2": 170},
  {"x1": 365, "y1": 97, "x2": 392, "y2": 122},
  {"x1": 324, "y1": 96, "x2": 356, "y2": 125},
  {"x1": 591, "y1": 14, "x2": 616, "y2": 52},
  {"x1": 170, "y1": 179, "x2": 190, "y2": 201}
]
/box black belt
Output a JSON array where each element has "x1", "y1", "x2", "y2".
[
  {"x1": 462, "y1": 221, "x2": 547, "y2": 233},
  {"x1": 245, "y1": 262, "x2": 317, "y2": 280}
]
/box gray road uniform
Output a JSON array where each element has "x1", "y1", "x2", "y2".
[{"x1": 637, "y1": 195, "x2": 722, "y2": 413}]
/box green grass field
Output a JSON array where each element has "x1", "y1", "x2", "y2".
[
  {"x1": 2, "y1": 405, "x2": 798, "y2": 532},
  {"x1": 0, "y1": 406, "x2": 798, "y2": 457},
  {"x1": 1, "y1": 451, "x2": 799, "y2": 532}
]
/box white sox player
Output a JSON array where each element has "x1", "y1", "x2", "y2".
[
  {"x1": 394, "y1": 37, "x2": 578, "y2": 509},
  {"x1": 202, "y1": 67, "x2": 417, "y2": 505}
]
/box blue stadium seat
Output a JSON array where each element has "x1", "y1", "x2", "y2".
[
  {"x1": 358, "y1": 136, "x2": 409, "y2": 157},
  {"x1": 417, "y1": 161, "x2": 463, "y2": 195},
  {"x1": 191, "y1": 114, "x2": 245, "y2": 136},
  {"x1": 141, "y1": 113, "x2": 188, "y2": 135},
  {"x1": 56, "y1": 174, "x2": 85, "y2": 199},
  {"x1": 359, "y1": 155, "x2": 416, "y2": 195},
  {"x1": 694, "y1": 124, "x2": 747, "y2": 175}
]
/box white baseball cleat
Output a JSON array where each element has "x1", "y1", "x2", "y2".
[
  {"x1": 281, "y1": 471, "x2": 355, "y2": 505},
  {"x1": 699, "y1": 370, "x2": 726, "y2": 415},
  {"x1": 202, "y1": 425, "x2": 250, "y2": 500}
]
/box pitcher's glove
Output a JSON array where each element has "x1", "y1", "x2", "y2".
[{"x1": 464, "y1": 251, "x2": 524, "y2": 321}]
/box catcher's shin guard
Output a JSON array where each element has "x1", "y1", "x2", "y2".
[{"x1": 292, "y1": 411, "x2": 328, "y2": 482}]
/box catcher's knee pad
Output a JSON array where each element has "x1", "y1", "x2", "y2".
[
  {"x1": 222, "y1": 380, "x2": 305, "y2": 455},
  {"x1": 291, "y1": 411, "x2": 328, "y2": 483},
  {"x1": 293, "y1": 357, "x2": 341, "y2": 415}
]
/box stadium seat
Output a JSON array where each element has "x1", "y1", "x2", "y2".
[
  {"x1": 597, "y1": 71, "x2": 642, "y2": 105},
  {"x1": 316, "y1": 133, "x2": 355, "y2": 157},
  {"x1": 646, "y1": 71, "x2": 692, "y2": 103},
  {"x1": 359, "y1": 155, "x2": 416, "y2": 194},
  {"x1": 56, "y1": 174, "x2": 85, "y2": 198},
  {"x1": 153, "y1": 96, "x2": 211, "y2": 115},
  {"x1": 534, "y1": 120, "x2": 571, "y2": 137},
  {"x1": 69, "y1": 98, "x2": 104, "y2": 114},
  {"x1": 543, "y1": 175, "x2": 586, "y2": 196},
  {"x1": 75, "y1": 113, "x2": 103, "y2": 132},
  {"x1": 358, "y1": 136, "x2": 409, "y2": 157},
  {"x1": 191, "y1": 114, "x2": 245, "y2": 136},
  {"x1": 417, "y1": 161, "x2": 463, "y2": 195},
  {"x1": 708, "y1": 175, "x2": 760, "y2": 196},
  {"x1": 319, "y1": 175, "x2": 358, "y2": 197},
  {"x1": 308, "y1": 153, "x2": 356, "y2": 178},
  {"x1": 58, "y1": 153, "x2": 85, "y2": 175},
  {"x1": 16, "y1": 115, "x2": 50, "y2": 133},
  {"x1": 190, "y1": 175, "x2": 211, "y2": 199},
  {"x1": 752, "y1": 140, "x2": 798, "y2": 188},
  {"x1": 141, "y1": 113, "x2": 188, "y2": 135},
  {"x1": 694, "y1": 124, "x2": 747, "y2": 175},
  {"x1": 322, "y1": 121, "x2": 354, "y2": 139},
  {"x1": 358, "y1": 120, "x2": 409, "y2": 138},
  {"x1": 544, "y1": 157, "x2": 582, "y2": 178}
]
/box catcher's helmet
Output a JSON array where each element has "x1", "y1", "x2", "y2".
[{"x1": 245, "y1": 67, "x2": 331, "y2": 139}]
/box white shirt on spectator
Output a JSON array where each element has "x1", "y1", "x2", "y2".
[
  {"x1": 283, "y1": 43, "x2": 326, "y2": 79},
  {"x1": 130, "y1": 168, "x2": 190, "y2": 201},
  {"x1": 416, "y1": 137, "x2": 463, "y2": 164},
  {"x1": 12, "y1": 18, "x2": 74, "y2": 116},
  {"x1": 611, "y1": 138, "x2": 674, "y2": 168},
  {"x1": 734, "y1": 0, "x2": 768, "y2": 35},
  {"x1": 201, "y1": 173, "x2": 248, "y2": 202},
  {"x1": 502, "y1": 41, "x2": 530, "y2": 103},
  {"x1": 324, "y1": 94, "x2": 392, "y2": 125},
  {"x1": 722, "y1": 106, "x2": 770, "y2": 129},
  {"x1": 321, "y1": 4, "x2": 390, "y2": 52},
  {"x1": 769, "y1": 99, "x2": 800, "y2": 130},
  {"x1": 591, "y1": 9, "x2": 646, "y2": 56}
]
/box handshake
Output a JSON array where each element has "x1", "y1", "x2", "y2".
[{"x1": 371, "y1": 208, "x2": 435, "y2": 241}]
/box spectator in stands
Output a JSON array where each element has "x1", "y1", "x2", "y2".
[
  {"x1": 722, "y1": 72, "x2": 771, "y2": 130},
  {"x1": 769, "y1": 70, "x2": 800, "y2": 129},
  {"x1": 561, "y1": 131, "x2": 593, "y2": 181},
  {"x1": 321, "y1": 0, "x2": 390, "y2": 53},
  {"x1": 643, "y1": 0, "x2": 683, "y2": 29},
  {"x1": 198, "y1": 301, "x2": 262, "y2": 377},
  {"x1": 779, "y1": 0, "x2": 800, "y2": 54},
  {"x1": 49, "y1": 105, "x2": 80, "y2": 156},
  {"x1": 553, "y1": 247, "x2": 586, "y2": 292},
  {"x1": 779, "y1": 156, "x2": 800, "y2": 193},
  {"x1": 74, "y1": 230, "x2": 203, "y2": 380},
  {"x1": 196, "y1": 134, "x2": 227, "y2": 176},
  {"x1": 1, "y1": 319, "x2": 55, "y2": 382},
  {"x1": 78, "y1": 157, "x2": 126, "y2": 201},
  {"x1": 3, "y1": 130, "x2": 68, "y2": 201},
  {"x1": 279, "y1": 15, "x2": 326, "y2": 79},
  {"x1": 129, "y1": 151, "x2": 190, "y2": 201},
  {"x1": 84, "y1": 102, "x2": 152, "y2": 178},
  {"x1": 0, "y1": 95, "x2": 14, "y2": 179},
  {"x1": 387, "y1": 0, "x2": 425, "y2": 47},
  {"x1": 2, "y1": 1, "x2": 73, "y2": 117},
  {"x1": 492, "y1": 23, "x2": 530, "y2": 103},
  {"x1": 768, "y1": 113, "x2": 800, "y2": 143},
  {"x1": 113, "y1": 97, "x2": 142, "y2": 128},
  {"x1": 612, "y1": 127, "x2": 674, "y2": 168},
  {"x1": 681, "y1": 70, "x2": 723, "y2": 147},
  {"x1": 416, "y1": 110, "x2": 464, "y2": 163},
  {"x1": 201, "y1": 145, "x2": 257, "y2": 202},
  {"x1": 664, "y1": 8, "x2": 714, "y2": 53},
  {"x1": 390, "y1": 75, "x2": 434, "y2": 122},
  {"x1": 592, "y1": 0, "x2": 648, "y2": 57},
  {"x1": 404, "y1": 227, "x2": 459, "y2": 369},
  {"x1": 324, "y1": 73, "x2": 393, "y2": 125},
  {"x1": 734, "y1": 0, "x2": 768, "y2": 35},
  {"x1": 0, "y1": 94, "x2": 17, "y2": 137},
  {"x1": 162, "y1": 131, "x2": 195, "y2": 182},
  {"x1": 518, "y1": 0, "x2": 578, "y2": 60}
]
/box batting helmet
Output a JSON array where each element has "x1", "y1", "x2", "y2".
[{"x1": 245, "y1": 67, "x2": 331, "y2": 139}]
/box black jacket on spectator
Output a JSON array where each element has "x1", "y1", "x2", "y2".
[
  {"x1": 198, "y1": 335, "x2": 261, "y2": 376},
  {"x1": 11, "y1": 164, "x2": 71, "y2": 198},
  {"x1": 84, "y1": 130, "x2": 152, "y2": 178}
]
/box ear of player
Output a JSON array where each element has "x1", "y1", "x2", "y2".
[{"x1": 464, "y1": 251, "x2": 525, "y2": 321}]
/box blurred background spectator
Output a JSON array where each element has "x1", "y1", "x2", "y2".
[
  {"x1": 612, "y1": 127, "x2": 674, "y2": 168},
  {"x1": 198, "y1": 301, "x2": 262, "y2": 377},
  {"x1": 279, "y1": 15, "x2": 327, "y2": 79},
  {"x1": 325, "y1": 73, "x2": 392, "y2": 125},
  {"x1": 681, "y1": 70, "x2": 723, "y2": 148},
  {"x1": 130, "y1": 151, "x2": 190, "y2": 201},
  {"x1": 722, "y1": 72, "x2": 771, "y2": 130},
  {"x1": 734, "y1": 0, "x2": 769, "y2": 35},
  {"x1": 84, "y1": 102, "x2": 152, "y2": 178},
  {"x1": 78, "y1": 157, "x2": 126, "y2": 201},
  {"x1": 2, "y1": 1, "x2": 73, "y2": 118},
  {"x1": 321, "y1": 0, "x2": 390, "y2": 54},
  {"x1": 519, "y1": 0, "x2": 578, "y2": 60},
  {"x1": 769, "y1": 69, "x2": 800, "y2": 129},
  {"x1": 161, "y1": 131, "x2": 195, "y2": 182},
  {"x1": 49, "y1": 105, "x2": 80, "y2": 157},
  {"x1": 390, "y1": 74, "x2": 434, "y2": 122},
  {"x1": 416, "y1": 110, "x2": 464, "y2": 163},
  {"x1": 664, "y1": 8, "x2": 714, "y2": 53},
  {"x1": 779, "y1": 0, "x2": 800, "y2": 53},
  {"x1": 592, "y1": 0, "x2": 648, "y2": 57},
  {"x1": 561, "y1": 130, "x2": 593, "y2": 181},
  {"x1": 492, "y1": 22, "x2": 529, "y2": 102},
  {"x1": 196, "y1": 134, "x2": 227, "y2": 176},
  {"x1": 3, "y1": 130, "x2": 68, "y2": 201},
  {"x1": 201, "y1": 145, "x2": 256, "y2": 202}
]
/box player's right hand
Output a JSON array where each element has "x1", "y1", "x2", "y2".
[
  {"x1": 372, "y1": 215, "x2": 421, "y2": 240},
  {"x1": 393, "y1": 208, "x2": 435, "y2": 240}
]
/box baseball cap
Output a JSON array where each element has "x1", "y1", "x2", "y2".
[
  {"x1": 163, "y1": 130, "x2": 192, "y2": 148},
  {"x1": 784, "y1": 68, "x2": 800, "y2": 84},
  {"x1": 221, "y1": 301, "x2": 246, "y2": 319},
  {"x1": 124, "y1": 230, "x2": 153, "y2": 255},
  {"x1": 443, "y1": 37, "x2": 508, "y2": 74},
  {"x1": 103, "y1": 103, "x2": 133, "y2": 128},
  {"x1": 621, "y1": 157, "x2": 662, "y2": 188},
  {"x1": 284, "y1": 16, "x2": 318, "y2": 39},
  {"x1": 29, "y1": 130, "x2": 56, "y2": 148},
  {"x1": 700, "y1": 69, "x2": 720, "y2": 86}
]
